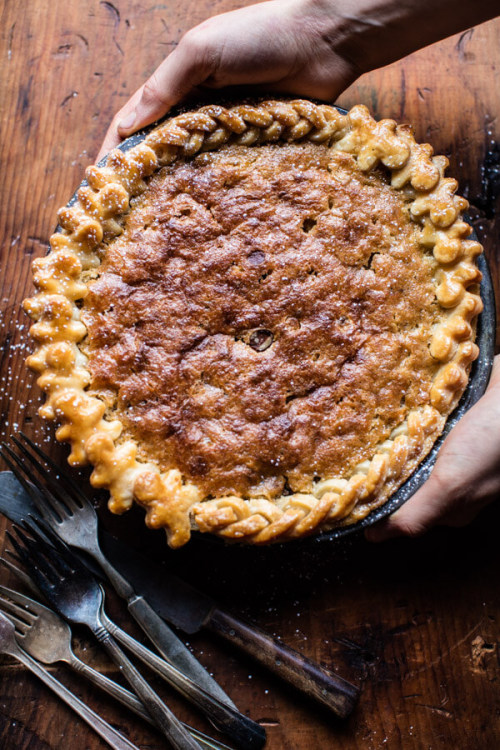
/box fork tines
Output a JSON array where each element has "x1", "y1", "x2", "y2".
[
  {"x1": 0, "y1": 555, "x2": 40, "y2": 597},
  {"x1": 0, "y1": 591, "x2": 35, "y2": 635},
  {"x1": 7, "y1": 517, "x2": 79, "y2": 589},
  {"x1": 5, "y1": 517, "x2": 101, "y2": 625},
  {"x1": 0, "y1": 435, "x2": 85, "y2": 524},
  {"x1": 16, "y1": 432, "x2": 89, "y2": 504}
]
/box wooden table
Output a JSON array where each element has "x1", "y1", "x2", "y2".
[{"x1": 1, "y1": 2, "x2": 499, "y2": 748}]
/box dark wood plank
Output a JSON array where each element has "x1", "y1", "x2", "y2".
[{"x1": 0, "y1": 1, "x2": 499, "y2": 748}]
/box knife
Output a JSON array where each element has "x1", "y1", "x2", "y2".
[
  {"x1": 0, "y1": 471, "x2": 235, "y2": 710},
  {"x1": 0, "y1": 471, "x2": 359, "y2": 718},
  {"x1": 99, "y1": 535, "x2": 359, "y2": 719}
]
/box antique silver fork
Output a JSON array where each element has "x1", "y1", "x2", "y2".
[
  {"x1": 1, "y1": 438, "x2": 266, "y2": 750},
  {"x1": 5, "y1": 433, "x2": 235, "y2": 709},
  {"x1": 7, "y1": 518, "x2": 203, "y2": 750},
  {"x1": 0, "y1": 578, "x2": 234, "y2": 750},
  {"x1": 6, "y1": 518, "x2": 265, "y2": 750},
  {"x1": 0, "y1": 610, "x2": 140, "y2": 750}
]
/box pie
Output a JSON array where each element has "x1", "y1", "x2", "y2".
[{"x1": 24, "y1": 99, "x2": 483, "y2": 547}]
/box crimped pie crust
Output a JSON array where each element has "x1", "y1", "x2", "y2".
[{"x1": 24, "y1": 100, "x2": 483, "y2": 547}]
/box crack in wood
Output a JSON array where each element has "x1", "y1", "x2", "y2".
[
  {"x1": 414, "y1": 702, "x2": 453, "y2": 719},
  {"x1": 7, "y1": 23, "x2": 15, "y2": 60},
  {"x1": 417, "y1": 87, "x2": 432, "y2": 101},
  {"x1": 399, "y1": 68, "x2": 406, "y2": 120},
  {"x1": 100, "y1": 0, "x2": 120, "y2": 25},
  {"x1": 60, "y1": 91, "x2": 78, "y2": 108},
  {"x1": 471, "y1": 635, "x2": 498, "y2": 679},
  {"x1": 457, "y1": 28, "x2": 475, "y2": 60},
  {"x1": 75, "y1": 33, "x2": 89, "y2": 50},
  {"x1": 100, "y1": 0, "x2": 124, "y2": 55},
  {"x1": 17, "y1": 76, "x2": 33, "y2": 116},
  {"x1": 405, "y1": 620, "x2": 485, "y2": 679}
]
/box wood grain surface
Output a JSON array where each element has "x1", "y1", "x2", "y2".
[{"x1": 1, "y1": 2, "x2": 499, "y2": 749}]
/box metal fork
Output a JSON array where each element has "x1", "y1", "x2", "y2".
[
  {"x1": 1, "y1": 441, "x2": 265, "y2": 750},
  {"x1": 0, "y1": 577, "x2": 234, "y2": 750},
  {"x1": 4, "y1": 434, "x2": 235, "y2": 709},
  {"x1": 0, "y1": 610, "x2": 140, "y2": 750},
  {"x1": 7, "y1": 518, "x2": 203, "y2": 750}
]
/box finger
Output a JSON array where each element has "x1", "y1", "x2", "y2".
[
  {"x1": 238, "y1": 75, "x2": 351, "y2": 104},
  {"x1": 96, "y1": 88, "x2": 145, "y2": 162},
  {"x1": 365, "y1": 474, "x2": 450, "y2": 542},
  {"x1": 96, "y1": 130, "x2": 122, "y2": 162},
  {"x1": 96, "y1": 30, "x2": 219, "y2": 163},
  {"x1": 117, "y1": 31, "x2": 219, "y2": 138}
]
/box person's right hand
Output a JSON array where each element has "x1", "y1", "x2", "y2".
[
  {"x1": 97, "y1": 0, "x2": 360, "y2": 159},
  {"x1": 97, "y1": 0, "x2": 499, "y2": 161}
]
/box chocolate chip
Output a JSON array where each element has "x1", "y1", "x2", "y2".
[{"x1": 249, "y1": 329, "x2": 274, "y2": 351}]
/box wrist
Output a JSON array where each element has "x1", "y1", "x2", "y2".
[
  {"x1": 300, "y1": 0, "x2": 499, "y2": 77},
  {"x1": 296, "y1": 0, "x2": 413, "y2": 76}
]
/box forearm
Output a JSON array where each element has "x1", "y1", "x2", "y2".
[{"x1": 305, "y1": 0, "x2": 499, "y2": 75}]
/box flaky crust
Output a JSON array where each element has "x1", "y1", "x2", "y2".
[{"x1": 24, "y1": 100, "x2": 483, "y2": 547}]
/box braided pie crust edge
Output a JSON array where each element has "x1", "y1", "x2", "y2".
[{"x1": 23, "y1": 100, "x2": 483, "y2": 547}]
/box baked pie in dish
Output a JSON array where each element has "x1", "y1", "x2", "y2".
[{"x1": 24, "y1": 99, "x2": 483, "y2": 547}]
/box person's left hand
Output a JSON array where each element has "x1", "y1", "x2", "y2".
[{"x1": 365, "y1": 354, "x2": 500, "y2": 542}]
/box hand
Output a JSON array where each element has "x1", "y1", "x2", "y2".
[
  {"x1": 97, "y1": 0, "x2": 498, "y2": 161},
  {"x1": 96, "y1": 0, "x2": 500, "y2": 538},
  {"x1": 97, "y1": 0, "x2": 360, "y2": 160},
  {"x1": 365, "y1": 355, "x2": 500, "y2": 542}
]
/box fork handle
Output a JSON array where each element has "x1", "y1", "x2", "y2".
[
  {"x1": 93, "y1": 547, "x2": 236, "y2": 710},
  {"x1": 13, "y1": 647, "x2": 140, "y2": 750},
  {"x1": 71, "y1": 657, "x2": 234, "y2": 750},
  {"x1": 105, "y1": 617, "x2": 266, "y2": 750},
  {"x1": 93, "y1": 623, "x2": 202, "y2": 750},
  {"x1": 72, "y1": 656, "x2": 152, "y2": 722}
]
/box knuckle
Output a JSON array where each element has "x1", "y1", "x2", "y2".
[
  {"x1": 428, "y1": 465, "x2": 456, "y2": 494},
  {"x1": 180, "y1": 24, "x2": 218, "y2": 69},
  {"x1": 139, "y1": 73, "x2": 171, "y2": 111},
  {"x1": 182, "y1": 24, "x2": 210, "y2": 50},
  {"x1": 426, "y1": 465, "x2": 465, "y2": 507},
  {"x1": 141, "y1": 76, "x2": 167, "y2": 107},
  {"x1": 180, "y1": 29, "x2": 204, "y2": 61}
]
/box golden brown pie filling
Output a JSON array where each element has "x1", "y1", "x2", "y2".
[
  {"x1": 24, "y1": 100, "x2": 483, "y2": 546},
  {"x1": 82, "y1": 143, "x2": 438, "y2": 501}
]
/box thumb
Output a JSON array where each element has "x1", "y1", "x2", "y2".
[
  {"x1": 365, "y1": 474, "x2": 449, "y2": 542},
  {"x1": 117, "y1": 32, "x2": 216, "y2": 138},
  {"x1": 96, "y1": 32, "x2": 217, "y2": 162}
]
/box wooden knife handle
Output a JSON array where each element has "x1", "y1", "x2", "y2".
[{"x1": 206, "y1": 608, "x2": 359, "y2": 719}]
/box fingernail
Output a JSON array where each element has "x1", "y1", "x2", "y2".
[{"x1": 118, "y1": 110, "x2": 136, "y2": 133}]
